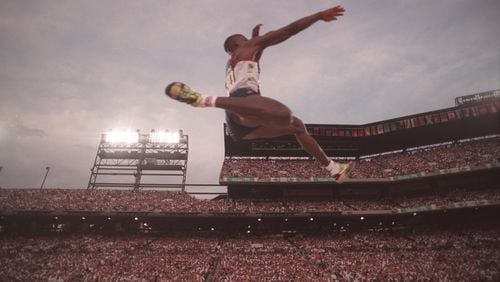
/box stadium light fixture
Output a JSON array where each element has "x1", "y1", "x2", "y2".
[
  {"x1": 149, "y1": 131, "x2": 180, "y2": 143},
  {"x1": 105, "y1": 130, "x2": 139, "y2": 144},
  {"x1": 40, "y1": 166, "x2": 50, "y2": 189}
]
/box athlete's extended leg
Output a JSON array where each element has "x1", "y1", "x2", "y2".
[{"x1": 166, "y1": 82, "x2": 292, "y2": 127}]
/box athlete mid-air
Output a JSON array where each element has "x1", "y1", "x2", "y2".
[{"x1": 165, "y1": 5, "x2": 353, "y2": 183}]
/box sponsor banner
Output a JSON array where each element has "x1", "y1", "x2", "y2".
[
  {"x1": 450, "y1": 201, "x2": 492, "y2": 208},
  {"x1": 364, "y1": 127, "x2": 371, "y2": 136},
  {"x1": 377, "y1": 124, "x2": 384, "y2": 134},
  {"x1": 390, "y1": 122, "x2": 398, "y2": 131},
  {"x1": 225, "y1": 177, "x2": 257, "y2": 182},
  {"x1": 393, "y1": 173, "x2": 421, "y2": 181},
  {"x1": 440, "y1": 112, "x2": 449, "y2": 122},
  {"x1": 313, "y1": 177, "x2": 334, "y2": 182},
  {"x1": 475, "y1": 200, "x2": 492, "y2": 206},
  {"x1": 399, "y1": 205, "x2": 435, "y2": 213},
  {"x1": 455, "y1": 89, "x2": 500, "y2": 106}
]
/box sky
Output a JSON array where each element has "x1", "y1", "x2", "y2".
[{"x1": 0, "y1": 0, "x2": 499, "y2": 192}]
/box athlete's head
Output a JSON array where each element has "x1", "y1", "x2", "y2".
[{"x1": 224, "y1": 34, "x2": 247, "y2": 54}]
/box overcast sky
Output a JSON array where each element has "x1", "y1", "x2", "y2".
[{"x1": 0, "y1": 0, "x2": 499, "y2": 191}]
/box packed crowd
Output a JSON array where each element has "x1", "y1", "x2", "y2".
[
  {"x1": 0, "y1": 188, "x2": 498, "y2": 213},
  {"x1": 217, "y1": 230, "x2": 500, "y2": 281},
  {"x1": 0, "y1": 235, "x2": 217, "y2": 281},
  {"x1": 353, "y1": 137, "x2": 499, "y2": 179},
  {"x1": 221, "y1": 137, "x2": 500, "y2": 179},
  {"x1": 1, "y1": 229, "x2": 498, "y2": 281}
]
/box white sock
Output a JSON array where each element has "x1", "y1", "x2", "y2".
[
  {"x1": 199, "y1": 96, "x2": 217, "y2": 107},
  {"x1": 324, "y1": 160, "x2": 341, "y2": 175}
]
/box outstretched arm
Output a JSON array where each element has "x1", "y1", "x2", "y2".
[{"x1": 252, "y1": 5, "x2": 345, "y2": 49}]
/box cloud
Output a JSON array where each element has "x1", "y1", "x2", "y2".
[{"x1": 9, "y1": 119, "x2": 47, "y2": 138}]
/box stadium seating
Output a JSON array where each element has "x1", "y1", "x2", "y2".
[
  {"x1": 221, "y1": 137, "x2": 500, "y2": 180},
  {"x1": 1, "y1": 230, "x2": 498, "y2": 281}
]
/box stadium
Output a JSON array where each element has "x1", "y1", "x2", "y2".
[
  {"x1": 2, "y1": 1, "x2": 500, "y2": 281},
  {"x1": 1, "y1": 90, "x2": 499, "y2": 281}
]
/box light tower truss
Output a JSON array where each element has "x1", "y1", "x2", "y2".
[{"x1": 87, "y1": 130, "x2": 188, "y2": 191}]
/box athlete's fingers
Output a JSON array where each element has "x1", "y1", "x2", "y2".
[
  {"x1": 252, "y1": 24, "x2": 263, "y2": 37},
  {"x1": 321, "y1": 5, "x2": 345, "y2": 21},
  {"x1": 253, "y1": 24, "x2": 263, "y2": 31}
]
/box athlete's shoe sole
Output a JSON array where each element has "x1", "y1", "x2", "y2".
[
  {"x1": 334, "y1": 161, "x2": 355, "y2": 184},
  {"x1": 165, "y1": 82, "x2": 202, "y2": 106}
]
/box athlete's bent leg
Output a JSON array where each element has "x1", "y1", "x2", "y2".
[
  {"x1": 241, "y1": 116, "x2": 331, "y2": 166},
  {"x1": 290, "y1": 117, "x2": 355, "y2": 182},
  {"x1": 241, "y1": 116, "x2": 353, "y2": 180},
  {"x1": 289, "y1": 117, "x2": 330, "y2": 166}
]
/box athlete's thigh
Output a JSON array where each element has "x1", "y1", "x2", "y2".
[
  {"x1": 244, "y1": 95, "x2": 291, "y2": 111},
  {"x1": 229, "y1": 112, "x2": 263, "y2": 128},
  {"x1": 240, "y1": 115, "x2": 306, "y2": 140},
  {"x1": 226, "y1": 94, "x2": 294, "y2": 131},
  {"x1": 233, "y1": 112, "x2": 294, "y2": 131},
  {"x1": 241, "y1": 124, "x2": 294, "y2": 140}
]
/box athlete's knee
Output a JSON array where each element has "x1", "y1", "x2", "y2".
[
  {"x1": 276, "y1": 108, "x2": 293, "y2": 123},
  {"x1": 262, "y1": 106, "x2": 292, "y2": 125},
  {"x1": 290, "y1": 116, "x2": 308, "y2": 135}
]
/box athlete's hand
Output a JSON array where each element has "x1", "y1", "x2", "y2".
[
  {"x1": 320, "y1": 5, "x2": 345, "y2": 22},
  {"x1": 252, "y1": 24, "x2": 263, "y2": 38}
]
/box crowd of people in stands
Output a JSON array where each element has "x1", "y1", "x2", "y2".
[
  {"x1": 0, "y1": 188, "x2": 498, "y2": 213},
  {"x1": 221, "y1": 137, "x2": 499, "y2": 180},
  {"x1": 0, "y1": 235, "x2": 217, "y2": 281},
  {"x1": 1, "y1": 230, "x2": 498, "y2": 281}
]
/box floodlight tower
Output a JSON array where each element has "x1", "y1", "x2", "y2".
[{"x1": 87, "y1": 129, "x2": 188, "y2": 191}]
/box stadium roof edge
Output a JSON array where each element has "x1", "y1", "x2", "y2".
[{"x1": 306, "y1": 96, "x2": 499, "y2": 128}]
